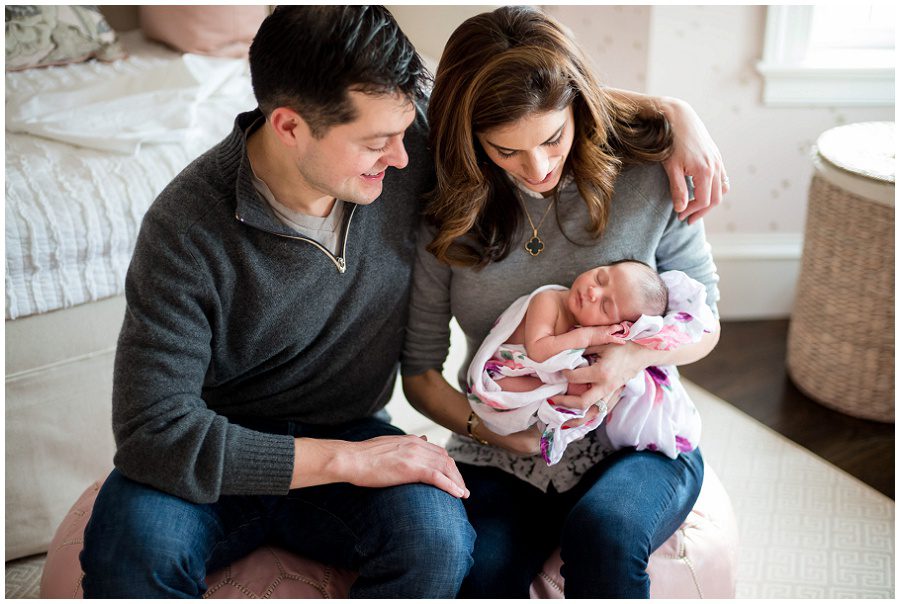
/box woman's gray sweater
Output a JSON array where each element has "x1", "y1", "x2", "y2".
[{"x1": 402, "y1": 163, "x2": 720, "y2": 492}]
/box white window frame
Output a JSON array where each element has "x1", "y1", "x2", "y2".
[{"x1": 756, "y1": 5, "x2": 894, "y2": 107}]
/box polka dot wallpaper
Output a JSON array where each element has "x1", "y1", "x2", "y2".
[{"x1": 548, "y1": 5, "x2": 652, "y2": 94}]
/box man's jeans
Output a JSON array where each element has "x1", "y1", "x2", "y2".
[
  {"x1": 80, "y1": 416, "x2": 475, "y2": 598},
  {"x1": 458, "y1": 447, "x2": 704, "y2": 598}
]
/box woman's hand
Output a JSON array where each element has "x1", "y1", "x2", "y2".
[
  {"x1": 557, "y1": 386, "x2": 625, "y2": 430},
  {"x1": 560, "y1": 341, "x2": 650, "y2": 410},
  {"x1": 659, "y1": 97, "x2": 729, "y2": 224}
]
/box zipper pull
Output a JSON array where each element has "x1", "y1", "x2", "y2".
[{"x1": 336, "y1": 257, "x2": 346, "y2": 273}]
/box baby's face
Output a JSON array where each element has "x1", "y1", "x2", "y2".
[{"x1": 567, "y1": 263, "x2": 648, "y2": 326}]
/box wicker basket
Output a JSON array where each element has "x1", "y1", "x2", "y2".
[{"x1": 786, "y1": 122, "x2": 895, "y2": 422}]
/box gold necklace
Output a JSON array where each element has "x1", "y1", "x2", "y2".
[{"x1": 522, "y1": 196, "x2": 555, "y2": 256}]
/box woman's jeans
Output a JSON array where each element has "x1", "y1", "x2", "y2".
[
  {"x1": 80, "y1": 416, "x2": 475, "y2": 598},
  {"x1": 457, "y1": 447, "x2": 704, "y2": 598}
]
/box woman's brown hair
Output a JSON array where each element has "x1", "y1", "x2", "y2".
[{"x1": 426, "y1": 6, "x2": 673, "y2": 267}]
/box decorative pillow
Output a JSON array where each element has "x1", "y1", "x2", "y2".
[
  {"x1": 5, "y1": 5, "x2": 126, "y2": 72},
  {"x1": 139, "y1": 6, "x2": 269, "y2": 59}
]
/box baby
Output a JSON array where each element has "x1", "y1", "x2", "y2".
[
  {"x1": 497, "y1": 260, "x2": 667, "y2": 398},
  {"x1": 466, "y1": 261, "x2": 715, "y2": 465}
]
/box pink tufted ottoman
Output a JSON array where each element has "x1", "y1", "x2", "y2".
[{"x1": 41, "y1": 466, "x2": 738, "y2": 598}]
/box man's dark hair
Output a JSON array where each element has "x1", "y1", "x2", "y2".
[{"x1": 248, "y1": 6, "x2": 429, "y2": 138}]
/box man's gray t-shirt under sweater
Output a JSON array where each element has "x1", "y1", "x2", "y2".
[{"x1": 112, "y1": 109, "x2": 433, "y2": 503}]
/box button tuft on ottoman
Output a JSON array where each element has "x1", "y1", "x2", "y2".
[{"x1": 41, "y1": 467, "x2": 738, "y2": 598}]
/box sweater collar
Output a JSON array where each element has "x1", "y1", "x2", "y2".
[{"x1": 220, "y1": 108, "x2": 298, "y2": 236}]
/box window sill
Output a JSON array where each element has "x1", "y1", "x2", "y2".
[{"x1": 756, "y1": 62, "x2": 894, "y2": 107}]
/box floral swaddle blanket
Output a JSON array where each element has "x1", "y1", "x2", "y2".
[{"x1": 465, "y1": 270, "x2": 717, "y2": 465}]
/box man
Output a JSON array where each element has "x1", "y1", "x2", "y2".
[
  {"x1": 81, "y1": 7, "x2": 472, "y2": 597},
  {"x1": 81, "y1": 5, "x2": 726, "y2": 598}
]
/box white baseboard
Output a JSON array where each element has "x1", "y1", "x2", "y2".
[{"x1": 708, "y1": 233, "x2": 803, "y2": 321}]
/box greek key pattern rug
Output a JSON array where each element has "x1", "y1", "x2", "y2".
[
  {"x1": 4, "y1": 554, "x2": 44, "y2": 599},
  {"x1": 684, "y1": 382, "x2": 894, "y2": 598}
]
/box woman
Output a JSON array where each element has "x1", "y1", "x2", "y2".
[{"x1": 402, "y1": 6, "x2": 723, "y2": 598}]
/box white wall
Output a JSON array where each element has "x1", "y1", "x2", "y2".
[
  {"x1": 544, "y1": 5, "x2": 651, "y2": 94},
  {"x1": 387, "y1": 5, "x2": 499, "y2": 65}
]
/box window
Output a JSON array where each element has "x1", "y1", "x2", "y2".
[{"x1": 756, "y1": 5, "x2": 894, "y2": 106}]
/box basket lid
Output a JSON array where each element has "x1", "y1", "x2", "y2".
[
  {"x1": 816, "y1": 122, "x2": 895, "y2": 184},
  {"x1": 814, "y1": 122, "x2": 895, "y2": 207}
]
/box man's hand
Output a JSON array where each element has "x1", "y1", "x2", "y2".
[
  {"x1": 660, "y1": 97, "x2": 729, "y2": 224},
  {"x1": 292, "y1": 435, "x2": 469, "y2": 499}
]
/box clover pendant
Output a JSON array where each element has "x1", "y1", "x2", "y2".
[{"x1": 525, "y1": 235, "x2": 545, "y2": 256}]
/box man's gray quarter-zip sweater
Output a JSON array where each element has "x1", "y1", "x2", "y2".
[{"x1": 111, "y1": 108, "x2": 433, "y2": 503}]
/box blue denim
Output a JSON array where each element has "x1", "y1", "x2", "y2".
[
  {"x1": 80, "y1": 416, "x2": 475, "y2": 598},
  {"x1": 457, "y1": 447, "x2": 704, "y2": 598}
]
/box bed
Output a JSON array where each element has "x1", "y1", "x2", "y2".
[{"x1": 5, "y1": 20, "x2": 257, "y2": 561}]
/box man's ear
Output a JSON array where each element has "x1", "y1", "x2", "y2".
[{"x1": 269, "y1": 107, "x2": 313, "y2": 148}]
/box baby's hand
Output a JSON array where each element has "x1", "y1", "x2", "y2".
[{"x1": 588, "y1": 325, "x2": 627, "y2": 347}]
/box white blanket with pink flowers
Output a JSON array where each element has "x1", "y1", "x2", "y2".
[{"x1": 465, "y1": 270, "x2": 716, "y2": 465}]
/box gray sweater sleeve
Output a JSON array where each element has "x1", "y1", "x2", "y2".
[
  {"x1": 112, "y1": 212, "x2": 295, "y2": 504},
  {"x1": 401, "y1": 222, "x2": 454, "y2": 377},
  {"x1": 655, "y1": 212, "x2": 721, "y2": 318}
]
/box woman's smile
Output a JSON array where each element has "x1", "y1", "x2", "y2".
[{"x1": 523, "y1": 163, "x2": 559, "y2": 186}]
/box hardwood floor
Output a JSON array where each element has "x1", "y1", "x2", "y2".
[{"x1": 679, "y1": 319, "x2": 895, "y2": 500}]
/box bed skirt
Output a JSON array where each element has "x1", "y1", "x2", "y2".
[{"x1": 5, "y1": 295, "x2": 125, "y2": 560}]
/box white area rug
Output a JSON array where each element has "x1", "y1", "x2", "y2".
[
  {"x1": 682, "y1": 382, "x2": 895, "y2": 598},
  {"x1": 6, "y1": 382, "x2": 894, "y2": 598}
]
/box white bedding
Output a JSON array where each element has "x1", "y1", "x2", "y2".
[{"x1": 5, "y1": 31, "x2": 256, "y2": 319}]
